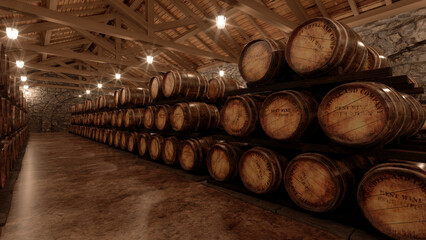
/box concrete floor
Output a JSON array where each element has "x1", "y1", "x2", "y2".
[{"x1": 1, "y1": 132, "x2": 341, "y2": 240}]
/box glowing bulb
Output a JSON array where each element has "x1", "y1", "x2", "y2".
[
  {"x1": 97, "y1": 83, "x2": 102, "y2": 88},
  {"x1": 6, "y1": 27, "x2": 18, "y2": 39},
  {"x1": 16, "y1": 60, "x2": 24, "y2": 68},
  {"x1": 216, "y1": 15, "x2": 226, "y2": 29},
  {"x1": 21, "y1": 76, "x2": 27, "y2": 82},
  {"x1": 24, "y1": 90, "x2": 30, "y2": 95},
  {"x1": 115, "y1": 73, "x2": 121, "y2": 80},
  {"x1": 147, "y1": 55, "x2": 153, "y2": 64},
  {"x1": 78, "y1": 95, "x2": 82, "y2": 98},
  {"x1": 23, "y1": 85, "x2": 28, "y2": 90},
  {"x1": 86, "y1": 90, "x2": 91, "y2": 94},
  {"x1": 219, "y1": 70, "x2": 225, "y2": 77}
]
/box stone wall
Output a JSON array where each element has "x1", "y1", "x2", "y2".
[
  {"x1": 26, "y1": 87, "x2": 102, "y2": 132},
  {"x1": 353, "y1": 7, "x2": 425, "y2": 99}
]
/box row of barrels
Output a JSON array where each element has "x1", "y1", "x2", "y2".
[
  {"x1": 70, "y1": 76, "x2": 246, "y2": 114},
  {"x1": 1, "y1": 98, "x2": 29, "y2": 138},
  {"x1": 68, "y1": 124, "x2": 424, "y2": 240},
  {"x1": 239, "y1": 17, "x2": 390, "y2": 86},
  {"x1": 71, "y1": 82, "x2": 425, "y2": 148},
  {"x1": 221, "y1": 82, "x2": 425, "y2": 147},
  {"x1": 0, "y1": 126, "x2": 29, "y2": 188},
  {"x1": 71, "y1": 102, "x2": 220, "y2": 133}
]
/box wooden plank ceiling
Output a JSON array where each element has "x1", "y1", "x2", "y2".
[{"x1": 0, "y1": 0, "x2": 423, "y2": 91}]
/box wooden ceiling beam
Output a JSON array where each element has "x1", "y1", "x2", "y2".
[
  {"x1": 285, "y1": 0, "x2": 309, "y2": 22},
  {"x1": 384, "y1": 0, "x2": 392, "y2": 5},
  {"x1": 348, "y1": 0, "x2": 360, "y2": 16},
  {"x1": 147, "y1": 0, "x2": 154, "y2": 37},
  {"x1": 42, "y1": 0, "x2": 59, "y2": 60},
  {"x1": 154, "y1": 18, "x2": 196, "y2": 31},
  {"x1": 315, "y1": 0, "x2": 330, "y2": 18},
  {"x1": 73, "y1": 28, "x2": 117, "y2": 55},
  {"x1": 221, "y1": 0, "x2": 297, "y2": 33},
  {"x1": 106, "y1": 0, "x2": 148, "y2": 30},
  {"x1": 0, "y1": 1, "x2": 234, "y2": 62},
  {"x1": 129, "y1": 0, "x2": 143, "y2": 11},
  {"x1": 342, "y1": 0, "x2": 425, "y2": 27}
]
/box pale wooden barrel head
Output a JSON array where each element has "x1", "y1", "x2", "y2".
[
  {"x1": 284, "y1": 155, "x2": 339, "y2": 212},
  {"x1": 239, "y1": 150, "x2": 274, "y2": 194},
  {"x1": 139, "y1": 136, "x2": 148, "y2": 155},
  {"x1": 124, "y1": 110, "x2": 131, "y2": 127},
  {"x1": 163, "y1": 139, "x2": 176, "y2": 164},
  {"x1": 120, "y1": 133, "x2": 127, "y2": 150},
  {"x1": 358, "y1": 166, "x2": 425, "y2": 239},
  {"x1": 318, "y1": 83, "x2": 389, "y2": 146},
  {"x1": 260, "y1": 92, "x2": 302, "y2": 140},
  {"x1": 114, "y1": 132, "x2": 121, "y2": 147},
  {"x1": 207, "y1": 78, "x2": 220, "y2": 99},
  {"x1": 163, "y1": 72, "x2": 175, "y2": 97},
  {"x1": 144, "y1": 109, "x2": 154, "y2": 128},
  {"x1": 221, "y1": 98, "x2": 251, "y2": 136},
  {"x1": 128, "y1": 134, "x2": 135, "y2": 152},
  {"x1": 207, "y1": 146, "x2": 230, "y2": 182},
  {"x1": 150, "y1": 77, "x2": 160, "y2": 99},
  {"x1": 239, "y1": 40, "x2": 272, "y2": 83},
  {"x1": 171, "y1": 105, "x2": 184, "y2": 131},
  {"x1": 155, "y1": 107, "x2": 167, "y2": 130},
  {"x1": 117, "y1": 111, "x2": 124, "y2": 127},
  {"x1": 149, "y1": 137, "x2": 160, "y2": 160},
  {"x1": 286, "y1": 18, "x2": 339, "y2": 75},
  {"x1": 179, "y1": 143, "x2": 195, "y2": 171}
]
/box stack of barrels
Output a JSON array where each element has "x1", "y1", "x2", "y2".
[
  {"x1": 0, "y1": 44, "x2": 30, "y2": 188},
  {"x1": 69, "y1": 17, "x2": 425, "y2": 240}
]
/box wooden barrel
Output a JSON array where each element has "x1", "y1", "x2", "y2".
[
  {"x1": 149, "y1": 75, "x2": 164, "y2": 101},
  {"x1": 400, "y1": 94, "x2": 425, "y2": 137},
  {"x1": 102, "y1": 130, "x2": 110, "y2": 144},
  {"x1": 286, "y1": 17, "x2": 367, "y2": 77},
  {"x1": 111, "y1": 110, "x2": 120, "y2": 127},
  {"x1": 124, "y1": 108, "x2": 145, "y2": 128},
  {"x1": 143, "y1": 106, "x2": 156, "y2": 129},
  {"x1": 162, "y1": 70, "x2": 208, "y2": 99},
  {"x1": 318, "y1": 82, "x2": 423, "y2": 147},
  {"x1": 138, "y1": 133, "x2": 151, "y2": 156},
  {"x1": 114, "y1": 89, "x2": 123, "y2": 107},
  {"x1": 162, "y1": 136, "x2": 180, "y2": 165},
  {"x1": 100, "y1": 95, "x2": 115, "y2": 109},
  {"x1": 120, "y1": 88, "x2": 150, "y2": 106},
  {"x1": 101, "y1": 111, "x2": 112, "y2": 126},
  {"x1": 120, "y1": 132, "x2": 130, "y2": 150},
  {"x1": 179, "y1": 137, "x2": 214, "y2": 171},
  {"x1": 114, "y1": 131, "x2": 121, "y2": 148},
  {"x1": 116, "y1": 110, "x2": 124, "y2": 128},
  {"x1": 238, "y1": 38, "x2": 290, "y2": 85},
  {"x1": 357, "y1": 162, "x2": 425, "y2": 239},
  {"x1": 284, "y1": 153, "x2": 370, "y2": 212},
  {"x1": 127, "y1": 133, "x2": 138, "y2": 152},
  {"x1": 0, "y1": 146, "x2": 6, "y2": 188},
  {"x1": 108, "y1": 130, "x2": 116, "y2": 146},
  {"x1": 239, "y1": 147, "x2": 288, "y2": 194},
  {"x1": 362, "y1": 46, "x2": 390, "y2": 71},
  {"x1": 220, "y1": 95, "x2": 264, "y2": 137},
  {"x1": 260, "y1": 90, "x2": 319, "y2": 140},
  {"x1": 407, "y1": 76, "x2": 424, "y2": 99},
  {"x1": 95, "y1": 128, "x2": 100, "y2": 141},
  {"x1": 155, "y1": 105, "x2": 172, "y2": 131},
  {"x1": 206, "y1": 77, "x2": 246, "y2": 101},
  {"x1": 149, "y1": 134, "x2": 164, "y2": 161},
  {"x1": 170, "y1": 102, "x2": 220, "y2": 132},
  {"x1": 422, "y1": 104, "x2": 426, "y2": 131},
  {"x1": 206, "y1": 142, "x2": 242, "y2": 182}
]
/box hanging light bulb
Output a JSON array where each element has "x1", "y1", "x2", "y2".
[
  {"x1": 16, "y1": 60, "x2": 24, "y2": 68},
  {"x1": 219, "y1": 70, "x2": 225, "y2": 77},
  {"x1": 97, "y1": 83, "x2": 102, "y2": 88},
  {"x1": 6, "y1": 27, "x2": 18, "y2": 39},
  {"x1": 78, "y1": 95, "x2": 82, "y2": 98},
  {"x1": 86, "y1": 90, "x2": 91, "y2": 94},
  {"x1": 115, "y1": 73, "x2": 121, "y2": 80},
  {"x1": 147, "y1": 55, "x2": 153, "y2": 64},
  {"x1": 216, "y1": 15, "x2": 226, "y2": 29},
  {"x1": 23, "y1": 85, "x2": 28, "y2": 90},
  {"x1": 21, "y1": 76, "x2": 27, "y2": 82}
]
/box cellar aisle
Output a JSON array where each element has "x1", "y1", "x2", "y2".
[{"x1": 1, "y1": 132, "x2": 341, "y2": 240}]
